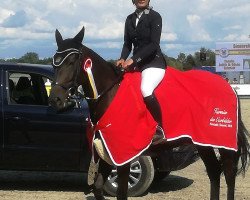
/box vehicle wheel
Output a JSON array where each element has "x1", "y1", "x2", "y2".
[
  {"x1": 103, "y1": 156, "x2": 155, "y2": 197},
  {"x1": 153, "y1": 171, "x2": 170, "y2": 182}
]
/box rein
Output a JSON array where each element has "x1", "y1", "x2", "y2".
[{"x1": 84, "y1": 66, "x2": 124, "y2": 103}]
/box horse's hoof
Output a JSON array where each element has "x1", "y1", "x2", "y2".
[
  {"x1": 83, "y1": 184, "x2": 93, "y2": 195},
  {"x1": 93, "y1": 187, "x2": 105, "y2": 200},
  {"x1": 94, "y1": 195, "x2": 105, "y2": 200}
]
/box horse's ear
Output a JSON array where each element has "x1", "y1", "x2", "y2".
[
  {"x1": 74, "y1": 26, "x2": 85, "y2": 43},
  {"x1": 55, "y1": 29, "x2": 63, "y2": 46}
]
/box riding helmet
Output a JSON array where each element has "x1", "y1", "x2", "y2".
[{"x1": 132, "y1": 0, "x2": 150, "y2": 4}]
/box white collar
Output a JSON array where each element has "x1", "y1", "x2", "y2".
[{"x1": 135, "y1": 6, "x2": 152, "y2": 16}]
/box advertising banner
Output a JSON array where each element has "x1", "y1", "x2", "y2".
[{"x1": 216, "y1": 42, "x2": 250, "y2": 72}]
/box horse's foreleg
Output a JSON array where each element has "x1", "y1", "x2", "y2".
[
  {"x1": 219, "y1": 149, "x2": 239, "y2": 200},
  {"x1": 197, "y1": 146, "x2": 222, "y2": 200},
  {"x1": 117, "y1": 163, "x2": 130, "y2": 200},
  {"x1": 93, "y1": 159, "x2": 113, "y2": 200}
]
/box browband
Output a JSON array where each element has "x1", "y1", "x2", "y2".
[{"x1": 52, "y1": 48, "x2": 80, "y2": 67}]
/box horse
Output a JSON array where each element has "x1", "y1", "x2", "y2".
[{"x1": 49, "y1": 26, "x2": 250, "y2": 200}]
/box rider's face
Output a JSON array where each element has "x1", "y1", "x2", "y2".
[{"x1": 134, "y1": 0, "x2": 150, "y2": 9}]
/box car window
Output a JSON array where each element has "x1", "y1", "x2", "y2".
[{"x1": 8, "y1": 72, "x2": 52, "y2": 106}]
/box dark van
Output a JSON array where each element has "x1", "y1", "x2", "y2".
[{"x1": 0, "y1": 63, "x2": 198, "y2": 196}]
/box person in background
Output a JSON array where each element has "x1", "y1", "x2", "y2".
[
  {"x1": 232, "y1": 78, "x2": 238, "y2": 84},
  {"x1": 225, "y1": 77, "x2": 231, "y2": 84},
  {"x1": 116, "y1": 0, "x2": 166, "y2": 138}
]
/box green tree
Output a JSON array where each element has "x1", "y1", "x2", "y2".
[
  {"x1": 40, "y1": 57, "x2": 53, "y2": 65},
  {"x1": 205, "y1": 49, "x2": 216, "y2": 66},
  {"x1": 183, "y1": 54, "x2": 195, "y2": 71},
  {"x1": 164, "y1": 54, "x2": 183, "y2": 71},
  {"x1": 193, "y1": 47, "x2": 216, "y2": 67},
  {"x1": 0, "y1": 59, "x2": 6, "y2": 63},
  {"x1": 1, "y1": 48, "x2": 216, "y2": 68},
  {"x1": 177, "y1": 52, "x2": 186, "y2": 64},
  {"x1": 19, "y1": 52, "x2": 39, "y2": 64},
  {"x1": 5, "y1": 57, "x2": 19, "y2": 63}
]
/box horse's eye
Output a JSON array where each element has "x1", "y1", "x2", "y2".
[
  {"x1": 52, "y1": 55, "x2": 64, "y2": 68},
  {"x1": 55, "y1": 56, "x2": 63, "y2": 63}
]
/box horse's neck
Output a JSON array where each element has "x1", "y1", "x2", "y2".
[
  {"x1": 88, "y1": 83, "x2": 120, "y2": 124},
  {"x1": 83, "y1": 47, "x2": 120, "y2": 124}
]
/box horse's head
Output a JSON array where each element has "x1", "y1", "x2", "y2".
[
  {"x1": 49, "y1": 26, "x2": 122, "y2": 121},
  {"x1": 49, "y1": 27, "x2": 85, "y2": 111}
]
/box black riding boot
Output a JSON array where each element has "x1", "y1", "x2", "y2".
[{"x1": 144, "y1": 94, "x2": 165, "y2": 142}]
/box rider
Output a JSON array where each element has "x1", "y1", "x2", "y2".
[{"x1": 116, "y1": 0, "x2": 166, "y2": 138}]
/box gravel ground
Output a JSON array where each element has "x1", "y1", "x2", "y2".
[{"x1": 0, "y1": 99, "x2": 249, "y2": 200}]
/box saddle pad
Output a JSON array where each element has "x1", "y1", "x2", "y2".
[{"x1": 90, "y1": 66, "x2": 238, "y2": 166}]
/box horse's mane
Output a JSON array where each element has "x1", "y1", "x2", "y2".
[
  {"x1": 82, "y1": 44, "x2": 122, "y2": 77},
  {"x1": 107, "y1": 62, "x2": 124, "y2": 76}
]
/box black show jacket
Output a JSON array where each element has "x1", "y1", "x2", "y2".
[{"x1": 120, "y1": 9, "x2": 166, "y2": 70}]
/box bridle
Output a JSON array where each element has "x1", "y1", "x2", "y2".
[
  {"x1": 52, "y1": 48, "x2": 82, "y2": 102},
  {"x1": 52, "y1": 46, "x2": 124, "y2": 104}
]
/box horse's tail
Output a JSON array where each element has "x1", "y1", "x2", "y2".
[{"x1": 237, "y1": 99, "x2": 250, "y2": 175}]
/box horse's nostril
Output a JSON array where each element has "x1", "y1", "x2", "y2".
[
  {"x1": 68, "y1": 87, "x2": 76, "y2": 96},
  {"x1": 48, "y1": 96, "x2": 61, "y2": 106}
]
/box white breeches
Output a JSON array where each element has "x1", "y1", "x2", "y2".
[{"x1": 141, "y1": 68, "x2": 165, "y2": 97}]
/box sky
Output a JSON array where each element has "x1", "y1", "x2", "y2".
[{"x1": 0, "y1": 0, "x2": 250, "y2": 60}]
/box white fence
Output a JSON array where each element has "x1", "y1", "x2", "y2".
[{"x1": 231, "y1": 84, "x2": 250, "y2": 97}]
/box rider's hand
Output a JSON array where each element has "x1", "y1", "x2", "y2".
[
  {"x1": 123, "y1": 58, "x2": 134, "y2": 69},
  {"x1": 116, "y1": 59, "x2": 125, "y2": 67}
]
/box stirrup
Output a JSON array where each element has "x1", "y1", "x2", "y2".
[
  {"x1": 156, "y1": 125, "x2": 166, "y2": 138},
  {"x1": 152, "y1": 125, "x2": 166, "y2": 145}
]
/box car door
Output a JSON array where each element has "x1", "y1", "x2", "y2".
[
  {"x1": 2, "y1": 69, "x2": 90, "y2": 171},
  {"x1": 0, "y1": 68, "x2": 3, "y2": 164}
]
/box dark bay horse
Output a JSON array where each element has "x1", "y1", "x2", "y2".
[{"x1": 49, "y1": 26, "x2": 250, "y2": 200}]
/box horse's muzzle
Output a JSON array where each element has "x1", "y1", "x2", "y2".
[
  {"x1": 49, "y1": 83, "x2": 77, "y2": 112},
  {"x1": 49, "y1": 96, "x2": 76, "y2": 112}
]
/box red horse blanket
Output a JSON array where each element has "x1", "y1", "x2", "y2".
[{"x1": 89, "y1": 67, "x2": 238, "y2": 166}]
